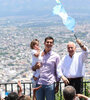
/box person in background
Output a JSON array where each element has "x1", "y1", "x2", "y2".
[
  {"x1": 5, "y1": 92, "x2": 18, "y2": 100},
  {"x1": 63, "y1": 85, "x2": 76, "y2": 100},
  {"x1": 63, "y1": 86, "x2": 90, "y2": 100},
  {"x1": 17, "y1": 81, "x2": 42, "y2": 100}
]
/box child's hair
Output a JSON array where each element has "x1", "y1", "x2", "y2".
[{"x1": 30, "y1": 39, "x2": 39, "y2": 49}]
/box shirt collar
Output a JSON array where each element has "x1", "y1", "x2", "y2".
[
  {"x1": 44, "y1": 49, "x2": 52, "y2": 55},
  {"x1": 68, "y1": 53, "x2": 76, "y2": 58}
]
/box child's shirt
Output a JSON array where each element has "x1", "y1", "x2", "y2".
[{"x1": 31, "y1": 49, "x2": 39, "y2": 67}]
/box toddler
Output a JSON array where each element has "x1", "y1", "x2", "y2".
[{"x1": 30, "y1": 39, "x2": 42, "y2": 87}]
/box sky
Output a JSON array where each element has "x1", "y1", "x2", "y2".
[{"x1": 0, "y1": 0, "x2": 90, "y2": 17}]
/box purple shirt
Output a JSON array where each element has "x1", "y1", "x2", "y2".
[{"x1": 37, "y1": 50, "x2": 60, "y2": 85}]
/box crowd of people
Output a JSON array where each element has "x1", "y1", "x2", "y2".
[{"x1": 0, "y1": 36, "x2": 89, "y2": 100}]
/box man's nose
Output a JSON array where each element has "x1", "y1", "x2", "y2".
[
  {"x1": 69, "y1": 48, "x2": 72, "y2": 50},
  {"x1": 48, "y1": 42, "x2": 51, "y2": 45}
]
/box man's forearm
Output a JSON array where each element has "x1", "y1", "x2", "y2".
[
  {"x1": 79, "y1": 42, "x2": 87, "y2": 51},
  {"x1": 76, "y1": 39, "x2": 87, "y2": 51}
]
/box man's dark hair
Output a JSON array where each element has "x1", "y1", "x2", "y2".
[
  {"x1": 44, "y1": 36, "x2": 54, "y2": 43},
  {"x1": 63, "y1": 86, "x2": 76, "y2": 100},
  {"x1": 7, "y1": 92, "x2": 18, "y2": 100}
]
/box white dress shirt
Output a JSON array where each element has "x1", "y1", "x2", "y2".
[{"x1": 57, "y1": 49, "x2": 88, "y2": 78}]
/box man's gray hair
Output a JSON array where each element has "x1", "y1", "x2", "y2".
[{"x1": 67, "y1": 41, "x2": 76, "y2": 47}]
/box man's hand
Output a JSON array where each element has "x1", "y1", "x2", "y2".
[
  {"x1": 76, "y1": 39, "x2": 87, "y2": 51},
  {"x1": 61, "y1": 76, "x2": 69, "y2": 85},
  {"x1": 33, "y1": 76, "x2": 38, "y2": 81},
  {"x1": 32, "y1": 62, "x2": 42, "y2": 71},
  {"x1": 55, "y1": 85, "x2": 59, "y2": 93},
  {"x1": 55, "y1": 81, "x2": 59, "y2": 93},
  {"x1": 76, "y1": 39, "x2": 82, "y2": 45},
  {"x1": 35, "y1": 62, "x2": 41, "y2": 69}
]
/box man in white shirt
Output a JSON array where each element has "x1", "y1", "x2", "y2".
[{"x1": 57, "y1": 39, "x2": 88, "y2": 94}]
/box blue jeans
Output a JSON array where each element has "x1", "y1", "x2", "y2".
[{"x1": 36, "y1": 84, "x2": 55, "y2": 100}]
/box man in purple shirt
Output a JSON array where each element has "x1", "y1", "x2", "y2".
[{"x1": 32, "y1": 36, "x2": 60, "y2": 100}]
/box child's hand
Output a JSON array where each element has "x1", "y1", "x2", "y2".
[
  {"x1": 34, "y1": 45, "x2": 40, "y2": 50},
  {"x1": 41, "y1": 51, "x2": 45, "y2": 56}
]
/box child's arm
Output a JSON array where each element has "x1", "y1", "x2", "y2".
[
  {"x1": 33, "y1": 85, "x2": 42, "y2": 100},
  {"x1": 34, "y1": 50, "x2": 40, "y2": 57}
]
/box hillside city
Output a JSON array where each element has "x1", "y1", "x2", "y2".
[{"x1": 0, "y1": 17, "x2": 90, "y2": 85}]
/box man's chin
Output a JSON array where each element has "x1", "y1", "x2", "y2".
[
  {"x1": 69, "y1": 53, "x2": 74, "y2": 56},
  {"x1": 47, "y1": 47, "x2": 51, "y2": 51}
]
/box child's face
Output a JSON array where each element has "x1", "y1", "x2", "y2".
[{"x1": 33, "y1": 43, "x2": 39, "y2": 50}]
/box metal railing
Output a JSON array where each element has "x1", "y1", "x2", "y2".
[{"x1": 0, "y1": 81, "x2": 90, "y2": 99}]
